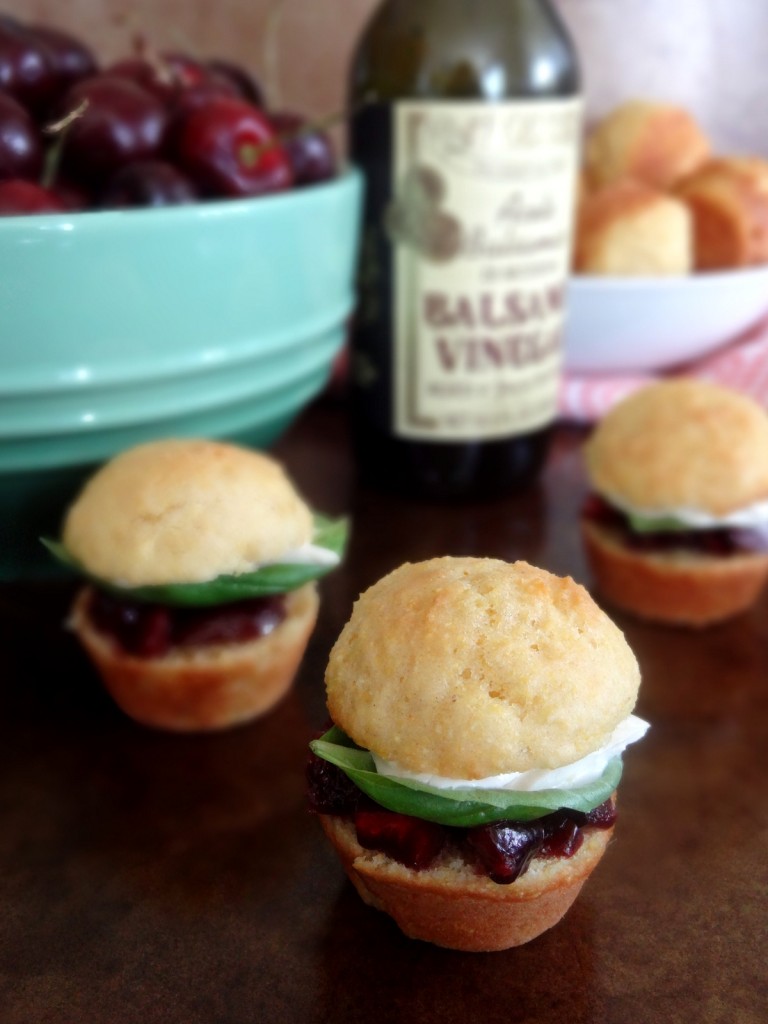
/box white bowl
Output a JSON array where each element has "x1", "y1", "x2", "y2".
[{"x1": 564, "y1": 266, "x2": 768, "y2": 373}]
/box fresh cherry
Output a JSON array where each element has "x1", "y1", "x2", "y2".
[
  {"x1": 105, "y1": 55, "x2": 181, "y2": 106},
  {"x1": 56, "y1": 74, "x2": 168, "y2": 183},
  {"x1": 1, "y1": 16, "x2": 331, "y2": 212},
  {"x1": 0, "y1": 92, "x2": 44, "y2": 181},
  {"x1": 162, "y1": 80, "x2": 241, "y2": 156},
  {"x1": 270, "y1": 111, "x2": 337, "y2": 186},
  {"x1": 162, "y1": 51, "x2": 211, "y2": 90},
  {"x1": 50, "y1": 177, "x2": 92, "y2": 211},
  {"x1": 100, "y1": 159, "x2": 198, "y2": 208},
  {"x1": 0, "y1": 178, "x2": 66, "y2": 215},
  {"x1": 28, "y1": 23, "x2": 98, "y2": 100},
  {"x1": 106, "y1": 51, "x2": 211, "y2": 105},
  {"x1": 0, "y1": 20, "x2": 57, "y2": 116},
  {"x1": 171, "y1": 95, "x2": 293, "y2": 198},
  {"x1": 207, "y1": 58, "x2": 263, "y2": 106},
  {"x1": 176, "y1": 77, "x2": 240, "y2": 111}
]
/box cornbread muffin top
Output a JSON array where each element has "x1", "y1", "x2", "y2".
[
  {"x1": 325, "y1": 558, "x2": 640, "y2": 779},
  {"x1": 584, "y1": 100, "x2": 710, "y2": 191},
  {"x1": 585, "y1": 380, "x2": 768, "y2": 515},
  {"x1": 674, "y1": 157, "x2": 768, "y2": 270},
  {"x1": 677, "y1": 156, "x2": 768, "y2": 200},
  {"x1": 63, "y1": 438, "x2": 314, "y2": 587}
]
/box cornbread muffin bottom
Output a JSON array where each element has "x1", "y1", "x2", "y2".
[
  {"x1": 320, "y1": 815, "x2": 613, "y2": 952},
  {"x1": 70, "y1": 583, "x2": 319, "y2": 730},
  {"x1": 582, "y1": 519, "x2": 768, "y2": 627}
]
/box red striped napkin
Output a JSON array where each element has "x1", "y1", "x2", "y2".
[{"x1": 558, "y1": 314, "x2": 768, "y2": 423}]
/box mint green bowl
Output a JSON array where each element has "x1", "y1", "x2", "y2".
[{"x1": 0, "y1": 169, "x2": 362, "y2": 578}]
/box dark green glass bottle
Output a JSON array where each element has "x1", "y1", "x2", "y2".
[{"x1": 348, "y1": 0, "x2": 581, "y2": 499}]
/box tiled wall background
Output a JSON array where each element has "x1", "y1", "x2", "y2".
[
  {"x1": 5, "y1": 0, "x2": 768, "y2": 155},
  {"x1": 562, "y1": 0, "x2": 768, "y2": 155}
]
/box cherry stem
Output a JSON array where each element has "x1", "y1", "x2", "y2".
[
  {"x1": 40, "y1": 99, "x2": 89, "y2": 190},
  {"x1": 247, "y1": 93, "x2": 375, "y2": 164},
  {"x1": 263, "y1": 0, "x2": 289, "y2": 109}
]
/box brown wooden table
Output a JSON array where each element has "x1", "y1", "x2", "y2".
[{"x1": 1, "y1": 397, "x2": 766, "y2": 1024}]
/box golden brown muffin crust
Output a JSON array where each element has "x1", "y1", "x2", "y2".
[
  {"x1": 675, "y1": 156, "x2": 768, "y2": 269},
  {"x1": 63, "y1": 438, "x2": 314, "y2": 587},
  {"x1": 582, "y1": 519, "x2": 768, "y2": 627},
  {"x1": 584, "y1": 100, "x2": 710, "y2": 191},
  {"x1": 585, "y1": 379, "x2": 768, "y2": 514},
  {"x1": 326, "y1": 558, "x2": 640, "y2": 778},
  {"x1": 320, "y1": 814, "x2": 612, "y2": 952},
  {"x1": 574, "y1": 179, "x2": 692, "y2": 276},
  {"x1": 70, "y1": 582, "x2": 319, "y2": 730}
]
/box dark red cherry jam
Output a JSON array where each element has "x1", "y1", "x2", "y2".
[
  {"x1": 87, "y1": 587, "x2": 286, "y2": 658},
  {"x1": 306, "y1": 753, "x2": 617, "y2": 883},
  {"x1": 582, "y1": 493, "x2": 768, "y2": 556},
  {"x1": 354, "y1": 808, "x2": 445, "y2": 871},
  {"x1": 306, "y1": 750, "x2": 364, "y2": 815},
  {"x1": 465, "y1": 808, "x2": 603, "y2": 883}
]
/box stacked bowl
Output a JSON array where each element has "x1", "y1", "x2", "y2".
[{"x1": 0, "y1": 168, "x2": 362, "y2": 578}]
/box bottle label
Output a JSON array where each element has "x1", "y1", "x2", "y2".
[{"x1": 389, "y1": 98, "x2": 582, "y2": 441}]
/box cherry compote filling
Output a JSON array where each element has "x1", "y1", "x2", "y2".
[
  {"x1": 582, "y1": 493, "x2": 768, "y2": 556},
  {"x1": 306, "y1": 753, "x2": 617, "y2": 884},
  {"x1": 87, "y1": 587, "x2": 287, "y2": 658}
]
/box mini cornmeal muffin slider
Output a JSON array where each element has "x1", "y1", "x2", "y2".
[
  {"x1": 307, "y1": 557, "x2": 647, "y2": 952},
  {"x1": 582, "y1": 379, "x2": 768, "y2": 626},
  {"x1": 45, "y1": 438, "x2": 347, "y2": 731}
]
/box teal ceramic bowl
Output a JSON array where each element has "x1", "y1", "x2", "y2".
[{"x1": 0, "y1": 168, "x2": 362, "y2": 578}]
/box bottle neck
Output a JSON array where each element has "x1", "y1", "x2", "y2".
[
  {"x1": 353, "y1": 0, "x2": 579, "y2": 102},
  {"x1": 373, "y1": 0, "x2": 560, "y2": 22}
]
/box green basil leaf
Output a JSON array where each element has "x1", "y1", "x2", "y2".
[
  {"x1": 41, "y1": 512, "x2": 349, "y2": 607},
  {"x1": 41, "y1": 538, "x2": 80, "y2": 573},
  {"x1": 312, "y1": 513, "x2": 348, "y2": 554},
  {"x1": 310, "y1": 727, "x2": 622, "y2": 827},
  {"x1": 627, "y1": 512, "x2": 691, "y2": 534}
]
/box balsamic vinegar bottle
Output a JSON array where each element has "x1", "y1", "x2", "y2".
[{"x1": 348, "y1": 0, "x2": 581, "y2": 499}]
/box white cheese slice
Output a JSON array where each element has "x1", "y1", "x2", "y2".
[
  {"x1": 263, "y1": 542, "x2": 341, "y2": 568},
  {"x1": 110, "y1": 540, "x2": 339, "y2": 589},
  {"x1": 606, "y1": 493, "x2": 768, "y2": 530},
  {"x1": 372, "y1": 714, "x2": 650, "y2": 793}
]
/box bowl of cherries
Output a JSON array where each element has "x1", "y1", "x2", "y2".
[{"x1": 0, "y1": 14, "x2": 362, "y2": 579}]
